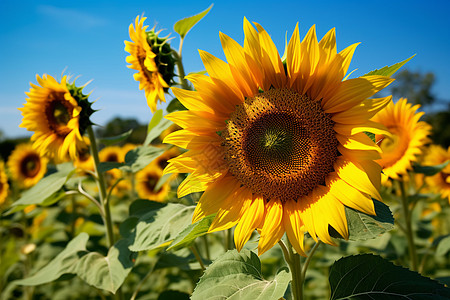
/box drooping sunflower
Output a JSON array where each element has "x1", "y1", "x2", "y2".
[
  {"x1": 423, "y1": 145, "x2": 450, "y2": 203},
  {"x1": 125, "y1": 16, "x2": 176, "y2": 112},
  {"x1": 164, "y1": 19, "x2": 395, "y2": 255},
  {"x1": 7, "y1": 143, "x2": 48, "y2": 188},
  {"x1": 372, "y1": 98, "x2": 431, "y2": 183},
  {"x1": 19, "y1": 74, "x2": 92, "y2": 162},
  {"x1": 0, "y1": 160, "x2": 9, "y2": 205},
  {"x1": 136, "y1": 165, "x2": 170, "y2": 202}
]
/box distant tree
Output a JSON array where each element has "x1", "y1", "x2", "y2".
[
  {"x1": 391, "y1": 70, "x2": 436, "y2": 107},
  {"x1": 424, "y1": 104, "x2": 450, "y2": 148},
  {"x1": 95, "y1": 117, "x2": 147, "y2": 145}
]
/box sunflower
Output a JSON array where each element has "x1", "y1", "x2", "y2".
[
  {"x1": 136, "y1": 165, "x2": 170, "y2": 202},
  {"x1": 372, "y1": 98, "x2": 431, "y2": 183},
  {"x1": 163, "y1": 19, "x2": 395, "y2": 255},
  {"x1": 125, "y1": 16, "x2": 175, "y2": 112},
  {"x1": 0, "y1": 160, "x2": 9, "y2": 205},
  {"x1": 423, "y1": 145, "x2": 450, "y2": 203},
  {"x1": 7, "y1": 143, "x2": 48, "y2": 188},
  {"x1": 73, "y1": 138, "x2": 94, "y2": 173},
  {"x1": 99, "y1": 146, "x2": 130, "y2": 196},
  {"x1": 19, "y1": 74, "x2": 90, "y2": 162}
]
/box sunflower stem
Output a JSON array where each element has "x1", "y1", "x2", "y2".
[
  {"x1": 398, "y1": 179, "x2": 418, "y2": 271},
  {"x1": 301, "y1": 241, "x2": 321, "y2": 280},
  {"x1": 286, "y1": 238, "x2": 304, "y2": 300},
  {"x1": 190, "y1": 244, "x2": 206, "y2": 271},
  {"x1": 173, "y1": 50, "x2": 190, "y2": 90}
]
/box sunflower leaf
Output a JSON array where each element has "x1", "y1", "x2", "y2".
[
  {"x1": 191, "y1": 249, "x2": 290, "y2": 300},
  {"x1": 122, "y1": 145, "x2": 165, "y2": 173},
  {"x1": 436, "y1": 235, "x2": 450, "y2": 256},
  {"x1": 144, "y1": 109, "x2": 173, "y2": 146},
  {"x1": 13, "y1": 233, "x2": 89, "y2": 286},
  {"x1": 363, "y1": 54, "x2": 415, "y2": 77},
  {"x1": 345, "y1": 199, "x2": 394, "y2": 241},
  {"x1": 5, "y1": 163, "x2": 75, "y2": 215},
  {"x1": 167, "y1": 214, "x2": 216, "y2": 251},
  {"x1": 412, "y1": 160, "x2": 450, "y2": 176},
  {"x1": 98, "y1": 129, "x2": 133, "y2": 146},
  {"x1": 329, "y1": 254, "x2": 450, "y2": 299},
  {"x1": 174, "y1": 4, "x2": 213, "y2": 39},
  {"x1": 126, "y1": 202, "x2": 195, "y2": 252}
]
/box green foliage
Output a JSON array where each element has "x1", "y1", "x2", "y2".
[
  {"x1": 413, "y1": 160, "x2": 450, "y2": 176},
  {"x1": 363, "y1": 55, "x2": 415, "y2": 77},
  {"x1": 122, "y1": 145, "x2": 165, "y2": 173},
  {"x1": 191, "y1": 249, "x2": 290, "y2": 300},
  {"x1": 345, "y1": 200, "x2": 394, "y2": 241},
  {"x1": 329, "y1": 254, "x2": 450, "y2": 299},
  {"x1": 98, "y1": 129, "x2": 134, "y2": 146},
  {"x1": 168, "y1": 214, "x2": 216, "y2": 251},
  {"x1": 144, "y1": 109, "x2": 173, "y2": 146},
  {"x1": 391, "y1": 69, "x2": 436, "y2": 107},
  {"x1": 436, "y1": 235, "x2": 450, "y2": 256},
  {"x1": 174, "y1": 4, "x2": 213, "y2": 39},
  {"x1": 6, "y1": 163, "x2": 75, "y2": 214}
]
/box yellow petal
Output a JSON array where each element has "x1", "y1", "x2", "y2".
[
  {"x1": 165, "y1": 110, "x2": 225, "y2": 133},
  {"x1": 286, "y1": 23, "x2": 301, "y2": 87},
  {"x1": 258, "y1": 199, "x2": 285, "y2": 255},
  {"x1": 332, "y1": 96, "x2": 393, "y2": 124},
  {"x1": 234, "y1": 194, "x2": 265, "y2": 251},
  {"x1": 163, "y1": 129, "x2": 220, "y2": 150},
  {"x1": 178, "y1": 169, "x2": 224, "y2": 198},
  {"x1": 283, "y1": 200, "x2": 306, "y2": 256},
  {"x1": 336, "y1": 132, "x2": 382, "y2": 153}
]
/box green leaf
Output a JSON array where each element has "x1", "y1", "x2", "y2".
[
  {"x1": 174, "y1": 4, "x2": 213, "y2": 39},
  {"x1": 6, "y1": 163, "x2": 75, "y2": 214},
  {"x1": 144, "y1": 109, "x2": 173, "y2": 146},
  {"x1": 364, "y1": 131, "x2": 376, "y2": 143},
  {"x1": 192, "y1": 249, "x2": 290, "y2": 300},
  {"x1": 75, "y1": 239, "x2": 136, "y2": 293},
  {"x1": 363, "y1": 55, "x2": 415, "y2": 77},
  {"x1": 345, "y1": 199, "x2": 394, "y2": 241},
  {"x1": 99, "y1": 129, "x2": 133, "y2": 146},
  {"x1": 127, "y1": 203, "x2": 195, "y2": 252},
  {"x1": 436, "y1": 235, "x2": 450, "y2": 256},
  {"x1": 329, "y1": 254, "x2": 450, "y2": 299},
  {"x1": 122, "y1": 145, "x2": 165, "y2": 173},
  {"x1": 98, "y1": 161, "x2": 125, "y2": 173},
  {"x1": 167, "y1": 214, "x2": 216, "y2": 251},
  {"x1": 14, "y1": 233, "x2": 89, "y2": 286},
  {"x1": 413, "y1": 160, "x2": 450, "y2": 176},
  {"x1": 166, "y1": 98, "x2": 187, "y2": 113}
]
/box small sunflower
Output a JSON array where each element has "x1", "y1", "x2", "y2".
[
  {"x1": 99, "y1": 146, "x2": 130, "y2": 196},
  {"x1": 164, "y1": 19, "x2": 394, "y2": 255},
  {"x1": 19, "y1": 74, "x2": 93, "y2": 162},
  {"x1": 136, "y1": 165, "x2": 170, "y2": 202},
  {"x1": 423, "y1": 145, "x2": 450, "y2": 203},
  {"x1": 0, "y1": 160, "x2": 9, "y2": 205},
  {"x1": 373, "y1": 98, "x2": 431, "y2": 183},
  {"x1": 125, "y1": 16, "x2": 176, "y2": 112},
  {"x1": 7, "y1": 143, "x2": 48, "y2": 188}
]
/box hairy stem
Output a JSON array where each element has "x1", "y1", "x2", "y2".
[{"x1": 399, "y1": 179, "x2": 418, "y2": 271}]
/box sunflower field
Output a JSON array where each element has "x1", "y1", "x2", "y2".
[{"x1": 1, "y1": 5, "x2": 450, "y2": 300}]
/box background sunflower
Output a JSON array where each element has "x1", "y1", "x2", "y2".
[{"x1": 7, "y1": 143, "x2": 47, "y2": 189}]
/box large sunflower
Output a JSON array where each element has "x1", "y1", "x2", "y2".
[
  {"x1": 19, "y1": 74, "x2": 88, "y2": 162},
  {"x1": 164, "y1": 19, "x2": 394, "y2": 255},
  {"x1": 7, "y1": 143, "x2": 48, "y2": 189},
  {"x1": 372, "y1": 98, "x2": 431, "y2": 183},
  {"x1": 125, "y1": 16, "x2": 172, "y2": 112},
  {"x1": 423, "y1": 145, "x2": 450, "y2": 203},
  {"x1": 0, "y1": 160, "x2": 9, "y2": 205}
]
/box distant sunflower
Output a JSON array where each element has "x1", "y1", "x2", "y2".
[
  {"x1": 7, "y1": 143, "x2": 48, "y2": 188},
  {"x1": 19, "y1": 74, "x2": 92, "y2": 162},
  {"x1": 373, "y1": 98, "x2": 431, "y2": 183},
  {"x1": 125, "y1": 16, "x2": 175, "y2": 112},
  {"x1": 164, "y1": 19, "x2": 394, "y2": 255},
  {"x1": 99, "y1": 146, "x2": 130, "y2": 196},
  {"x1": 0, "y1": 160, "x2": 9, "y2": 205},
  {"x1": 73, "y1": 138, "x2": 94, "y2": 173},
  {"x1": 423, "y1": 145, "x2": 450, "y2": 203},
  {"x1": 136, "y1": 165, "x2": 170, "y2": 202}
]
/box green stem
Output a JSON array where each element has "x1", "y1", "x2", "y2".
[
  {"x1": 173, "y1": 50, "x2": 190, "y2": 90},
  {"x1": 286, "y1": 239, "x2": 303, "y2": 300},
  {"x1": 202, "y1": 235, "x2": 210, "y2": 260},
  {"x1": 301, "y1": 241, "x2": 321, "y2": 280},
  {"x1": 399, "y1": 180, "x2": 418, "y2": 271},
  {"x1": 190, "y1": 245, "x2": 206, "y2": 271}
]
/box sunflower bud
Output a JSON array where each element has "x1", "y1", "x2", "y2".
[{"x1": 147, "y1": 30, "x2": 176, "y2": 90}]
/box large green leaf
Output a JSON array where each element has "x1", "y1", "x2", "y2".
[
  {"x1": 76, "y1": 239, "x2": 136, "y2": 294},
  {"x1": 174, "y1": 4, "x2": 213, "y2": 39},
  {"x1": 14, "y1": 233, "x2": 89, "y2": 286},
  {"x1": 122, "y1": 145, "x2": 165, "y2": 173},
  {"x1": 436, "y1": 235, "x2": 450, "y2": 256},
  {"x1": 6, "y1": 163, "x2": 75, "y2": 214},
  {"x1": 363, "y1": 55, "x2": 415, "y2": 77},
  {"x1": 99, "y1": 129, "x2": 133, "y2": 146},
  {"x1": 192, "y1": 249, "x2": 290, "y2": 300},
  {"x1": 413, "y1": 160, "x2": 450, "y2": 176},
  {"x1": 329, "y1": 254, "x2": 450, "y2": 299},
  {"x1": 144, "y1": 109, "x2": 173, "y2": 146},
  {"x1": 345, "y1": 199, "x2": 394, "y2": 241},
  {"x1": 167, "y1": 214, "x2": 216, "y2": 251},
  {"x1": 127, "y1": 203, "x2": 195, "y2": 252}
]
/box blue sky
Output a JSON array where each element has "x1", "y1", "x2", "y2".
[{"x1": 1, "y1": 0, "x2": 449, "y2": 138}]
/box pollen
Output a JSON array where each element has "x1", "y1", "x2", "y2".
[{"x1": 222, "y1": 88, "x2": 338, "y2": 202}]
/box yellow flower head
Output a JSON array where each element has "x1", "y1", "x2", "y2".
[
  {"x1": 164, "y1": 19, "x2": 395, "y2": 255},
  {"x1": 373, "y1": 98, "x2": 431, "y2": 183},
  {"x1": 19, "y1": 74, "x2": 93, "y2": 162},
  {"x1": 0, "y1": 160, "x2": 9, "y2": 205},
  {"x1": 423, "y1": 145, "x2": 450, "y2": 203},
  {"x1": 7, "y1": 143, "x2": 48, "y2": 188},
  {"x1": 99, "y1": 146, "x2": 130, "y2": 196},
  {"x1": 125, "y1": 16, "x2": 176, "y2": 112},
  {"x1": 136, "y1": 165, "x2": 170, "y2": 202}
]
